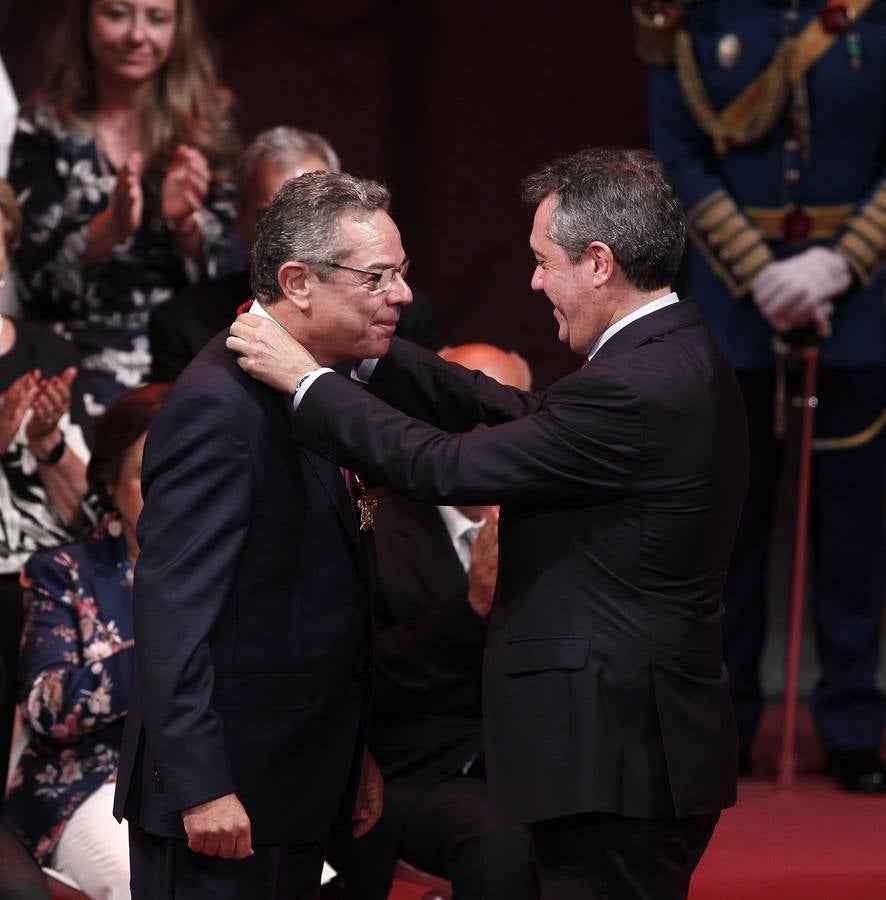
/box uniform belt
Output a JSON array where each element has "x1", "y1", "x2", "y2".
[{"x1": 745, "y1": 204, "x2": 854, "y2": 241}]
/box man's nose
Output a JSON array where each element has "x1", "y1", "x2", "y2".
[
  {"x1": 388, "y1": 274, "x2": 412, "y2": 306},
  {"x1": 530, "y1": 265, "x2": 544, "y2": 291}
]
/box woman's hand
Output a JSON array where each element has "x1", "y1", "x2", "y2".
[
  {"x1": 0, "y1": 370, "x2": 40, "y2": 454},
  {"x1": 112, "y1": 152, "x2": 144, "y2": 240},
  {"x1": 26, "y1": 367, "x2": 77, "y2": 458},
  {"x1": 86, "y1": 152, "x2": 143, "y2": 263},
  {"x1": 162, "y1": 144, "x2": 211, "y2": 233}
]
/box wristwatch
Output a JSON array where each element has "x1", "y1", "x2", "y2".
[{"x1": 34, "y1": 437, "x2": 66, "y2": 467}]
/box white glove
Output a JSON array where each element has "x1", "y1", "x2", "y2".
[{"x1": 751, "y1": 246, "x2": 852, "y2": 339}]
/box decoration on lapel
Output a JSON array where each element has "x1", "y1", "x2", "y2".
[{"x1": 353, "y1": 473, "x2": 377, "y2": 532}]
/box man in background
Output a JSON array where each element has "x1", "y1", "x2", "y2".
[
  {"x1": 334, "y1": 343, "x2": 538, "y2": 900},
  {"x1": 150, "y1": 126, "x2": 439, "y2": 381}
]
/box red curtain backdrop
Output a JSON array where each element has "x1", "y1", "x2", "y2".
[{"x1": 0, "y1": 0, "x2": 649, "y2": 387}]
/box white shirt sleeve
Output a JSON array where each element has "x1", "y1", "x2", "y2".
[{"x1": 292, "y1": 368, "x2": 335, "y2": 410}]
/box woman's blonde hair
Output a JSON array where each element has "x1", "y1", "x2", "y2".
[{"x1": 40, "y1": 0, "x2": 239, "y2": 178}]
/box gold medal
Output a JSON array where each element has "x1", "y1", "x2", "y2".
[{"x1": 353, "y1": 474, "x2": 377, "y2": 531}]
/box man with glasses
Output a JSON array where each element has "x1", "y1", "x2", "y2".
[{"x1": 115, "y1": 172, "x2": 410, "y2": 900}]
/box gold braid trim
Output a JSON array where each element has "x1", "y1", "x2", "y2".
[
  {"x1": 835, "y1": 183, "x2": 886, "y2": 285},
  {"x1": 676, "y1": 0, "x2": 877, "y2": 154},
  {"x1": 674, "y1": 30, "x2": 792, "y2": 154},
  {"x1": 772, "y1": 335, "x2": 886, "y2": 451},
  {"x1": 687, "y1": 190, "x2": 774, "y2": 297},
  {"x1": 744, "y1": 204, "x2": 854, "y2": 240}
]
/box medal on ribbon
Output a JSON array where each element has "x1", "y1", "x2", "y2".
[{"x1": 353, "y1": 473, "x2": 377, "y2": 531}]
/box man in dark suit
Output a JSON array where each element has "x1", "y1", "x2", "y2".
[
  {"x1": 149, "y1": 127, "x2": 440, "y2": 383},
  {"x1": 228, "y1": 148, "x2": 750, "y2": 900},
  {"x1": 333, "y1": 343, "x2": 538, "y2": 900},
  {"x1": 114, "y1": 172, "x2": 414, "y2": 899}
]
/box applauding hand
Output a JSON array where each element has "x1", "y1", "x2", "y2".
[
  {"x1": 25, "y1": 367, "x2": 76, "y2": 457},
  {"x1": 162, "y1": 144, "x2": 211, "y2": 234},
  {"x1": 0, "y1": 370, "x2": 40, "y2": 455}
]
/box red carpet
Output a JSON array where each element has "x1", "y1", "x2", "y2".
[
  {"x1": 691, "y1": 705, "x2": 886, "y2": 899},
  {"x1": 389, "y1": 705, "x2": 886, "y2": 899}
]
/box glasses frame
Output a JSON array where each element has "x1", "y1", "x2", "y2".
[{"x1": 318, "y1": 258, "x2": 410, "y2": 293}]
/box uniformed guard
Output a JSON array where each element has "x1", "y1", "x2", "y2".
[{"x1": 642, "y1": 0, "x2": 886, "y2": 793}]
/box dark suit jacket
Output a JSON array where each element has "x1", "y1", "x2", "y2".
[
  {"x1": 113, "y1": 333, "x2": 375, "y2": 845},
  {"x1": 148, "y1": 273, "x2": 442, "y2": 383},
  {"x1": 368, "y1": 488, "x2": 486, "y2": 783},
  {"x1": 291, "y1": 299, "x2": 749, "y2": 825}
]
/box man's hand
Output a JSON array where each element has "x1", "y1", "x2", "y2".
[
  {"x1": 751, "y1": 247, "x2": 852, "y2": 339},
  {"x1": 352, "y1": 749, "x2": 384, "y2": 839},
  {"x1": 467, "y1": 507, "x2": 500, "y2": 618},
  {"x1": 181, "y1": 793, "x2": 253, "y2": 859},
  {"x1": 227, "y1": 313, "x2": 319, "y2": 394}
]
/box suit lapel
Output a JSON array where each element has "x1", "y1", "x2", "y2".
[
  {"x1": 276, "y1": 394, "x2": 362, "y2": 552},
  {"x1": 302, "y1": 448, "x2": 361, "y2": 550},
  {"x1": 590, "y1": 298, "x2": 701, "y2": 366}
]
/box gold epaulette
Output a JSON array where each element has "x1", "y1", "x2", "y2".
[
  {"x1": 835, "y1": 183, "x2": 886, "y2": 286},
  {"x1": 687, "y1": 189, "x2": 774, "y2": 298},
  {"x1": 632, "y1": 1, "x2": 684, "y2": 66}
]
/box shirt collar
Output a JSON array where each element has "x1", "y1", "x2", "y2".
[
  {"x1": 437, "y1": 505, "x2": 485, "y2": 548},
  {"x1": 586, "y1": 292, "x2": 679, "y2": 363}
]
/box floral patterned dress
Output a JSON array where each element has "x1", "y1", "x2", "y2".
[
  {"x1": 8, "y1": 104, "x2": 240, "y2": 417},
  {"x1": 1, "y1": 523, "x2": 133, "y2": 865}
]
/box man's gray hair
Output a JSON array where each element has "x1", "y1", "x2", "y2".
[
  {"x1": 522, "y1": 148, "x2": 686, "y2": 291},
  {"x1": 251, "y1": 172, "x2": 390, "y2": 303},
  {"x1": 237, "y1": 126, "x2": 341, "y2": 198}
]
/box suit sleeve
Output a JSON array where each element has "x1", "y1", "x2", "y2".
[
  {"x1": 133, "y1": 386, "x2": 255, "y2": 811},
  {"x1": 295, "y1": 366, "x2": 643, "y2": 508},
  {"x1": 368, "y1": 337, "x2": 542, "y2": 432}
]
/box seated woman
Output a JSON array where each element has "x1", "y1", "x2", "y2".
[
  {"x1": 2, "y1": 383, "x2": 171, "y2": 900},
  {"x1": 8, "y1": 0, "x2": 240, "y2": 418}
]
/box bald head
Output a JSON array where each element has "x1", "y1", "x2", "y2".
[{"x1": 439, "y1": 343, "x2": 532, "y2": 390}]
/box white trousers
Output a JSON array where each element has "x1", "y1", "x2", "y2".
[{"x1": 51, "y1": 781, "x2": 130, "y2": 900}]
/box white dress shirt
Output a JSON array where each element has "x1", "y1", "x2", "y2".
[
  {"x1": 586, "y1": 291, "x2": 679, "y2": 362},
  {"x1": 437, "y1": 505, "x2": 485, "y2": 573}
]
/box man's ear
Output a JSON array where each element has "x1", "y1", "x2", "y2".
[
  {"x1": 277, "y1": 261, "x2": 311, "y2": 311},
  {"x1": 583, "y1": 241, "x2": 616, "y2": 287}
]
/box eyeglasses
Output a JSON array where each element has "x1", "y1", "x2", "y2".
[{"x1": 319, "y1": 258, "x2": 410, "y2": 293}]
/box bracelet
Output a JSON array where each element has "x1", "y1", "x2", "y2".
[{"x1": 33, "y1": 437, "x2": 66, "y2": 467}]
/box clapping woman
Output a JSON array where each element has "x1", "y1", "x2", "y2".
[{"x1": 8, "y1": 0, "x2": 240, "y2": 418}]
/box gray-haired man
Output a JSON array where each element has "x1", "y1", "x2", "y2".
[{"x1": 116, "y1": 172, "x2": 410, "y2": 899}]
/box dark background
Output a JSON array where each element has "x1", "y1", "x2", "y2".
[{"x1": 0, "y1": 0, "x2": 649, "y2": 388}]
